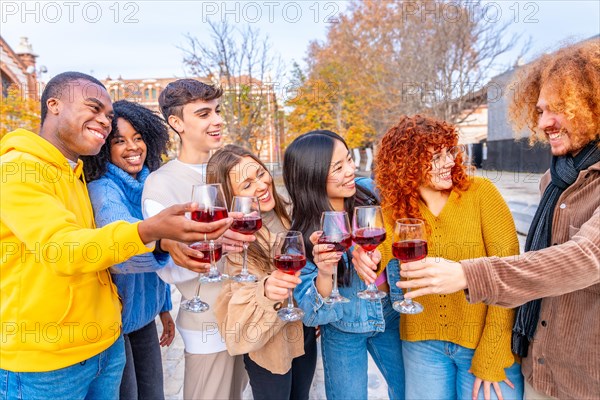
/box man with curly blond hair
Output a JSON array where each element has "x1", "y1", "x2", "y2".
[{"x1": 395, "y1": 39, "x2": 600, "y2": 400}]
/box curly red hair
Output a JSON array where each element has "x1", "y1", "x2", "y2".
[
  {"x1": 509, "y1": 40, "x2": 600, "y2": 147},
  {"x1": 375, "y1": 115, "x2": 471, "y2": 223}
]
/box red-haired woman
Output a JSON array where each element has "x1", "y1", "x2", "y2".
[{"x1": 355, "y1": 115, "x2": 524, "y2": 399}]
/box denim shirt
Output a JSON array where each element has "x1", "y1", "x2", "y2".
[{"x1": 293, "y1": 178, "x2": 403, "y2": 333}]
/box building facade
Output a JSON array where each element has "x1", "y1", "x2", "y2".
[
  {"x1": 0, "y1": 36, "x2": 40, "y2": 99},
  {"x1": 101, "y1": 75, "x2": 284, "y2": 166},
  {"x1": 484, "y1": 68, "x2": 552, "y2": 173}
]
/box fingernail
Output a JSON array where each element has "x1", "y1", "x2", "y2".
[{"x1": 326, "y1": 244, "x2": 335, "y2": 250}]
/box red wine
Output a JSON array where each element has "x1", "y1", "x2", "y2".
[
  {"x1": 392, "y1": 240, "x2": 428, "y2": 262},
  {"x1": 318, "y1": 234, "x2": 352, "y2": 252},
  {"x1": 189, "y1": 242, "x2": 223, "y2": 263},
  {"x1": 191, "y1": 206, "x2": 229, "y2": 223},
  {"x1": 231, "y1": 216, "x2": 262, "y2": 234},
  {"x1": 353, "y1": 228, "x2": 386, "y2": 251},
  {"x1": 274, "y1": 254, "x2": 306, "y2": 274}
]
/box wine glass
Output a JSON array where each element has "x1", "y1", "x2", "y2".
[
  {"x1": 230, "y1": 196, "x2": 262, "y2": 282},
  {"x1": 273, "y1": 231, "x2": 307, "y2": 322},
  {"x1": 180, "y1": 184, "x2": 229, "y2": 313},
  {"x1": 179, "y1": 241, "x2": 223, "y2": 313},
  {"x1": 392, "y1": 218, "x2": 427, "y2": 314},
  {"x1": 318, "y1": 211, "x2": 352, "y2": 304},
  {"x1": 352, "y1": 206, "x2": 387, "y2": 300}
]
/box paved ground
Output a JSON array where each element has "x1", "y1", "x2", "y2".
[
  {"x1": 159, "y1": 169, "x2": 543, "y2": 399},
  {"x1": 160, "y1": 291, "x2": 389, "y2": 400}
]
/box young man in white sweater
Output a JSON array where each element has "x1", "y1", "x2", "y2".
[{"x1": 142, "y1": 79, "x2": 250, "y2": 399}]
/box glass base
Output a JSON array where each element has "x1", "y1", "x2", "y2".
[
  {"x1": 277, "y1": 306, "x2": 305, "y2": 322},
  {"x1": 324, "y1": 292, "x2": 350, "y2": 304},
  {"x1": 393, "y1": 299, "x2": 424, "y2": 314},
  {"x1": 199, "y1": 273, "x2": 228, "y2": 283},
  {"x1": 180, "y1": 298, "x2": 209, "y2": 313},
  {"x1": 231, "y1": 273, "x2": 258, "y2": 283},
  {"x1": 357, "y1": 289, "x2": 387, "y2": 301}
]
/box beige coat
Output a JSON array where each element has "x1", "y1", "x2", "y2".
[{"x1": 214, "y1": 211, "x2": 305, "y2": 374}]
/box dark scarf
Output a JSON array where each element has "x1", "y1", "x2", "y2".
[{"x1": 512, "y1": 140, "x2": 600, "y2": 357}]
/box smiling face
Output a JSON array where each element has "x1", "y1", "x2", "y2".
[
  {"x1": 168, "y1": 99, "x2": 223, "y2": 158},
  {"x1": 229, "y1": 156, "x2": 276, "y2": 212},
  {"x1": 45, "y1": 79, "x2": 114, "y2": 161},
  {"x1": 326, "y1": 139, "x2": 356, "y2": 211},
  {"x1": 536, "y1": 85, "x2": 582, "y2": 157},
  {"x1": 423, "y1": 146, "x2": 458, "y2": 192},
  {"x1": 109, "y1": 118, "x2": 147, "y2": 178}
]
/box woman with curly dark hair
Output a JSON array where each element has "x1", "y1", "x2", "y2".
[
  {"x1": 83, "y1": 100, "x2": 169, "y2": 181},
  {"x1": 356, "y1": 115, "x2": 524, "y2": 399},
  {"x1": 82, "y1": 100, "x2": 175, "y2": 400}
]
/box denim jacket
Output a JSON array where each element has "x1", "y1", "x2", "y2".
[{"x1": 293, "y1": 178, "x2": 403, "y2": 333}]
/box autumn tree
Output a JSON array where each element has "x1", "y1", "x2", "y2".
[
  {"x1": 1, "y1": 85, "x2": 40, "y2": 138},
  {"x1": 285, "y1": 49, "x2": 375, "y2": 149},
  {"x1": 287, "y1": 0, "x2": 527, "y2": 143},
  {"x1": 181, "y1": 21, "x2": 283, "y2": 156}
]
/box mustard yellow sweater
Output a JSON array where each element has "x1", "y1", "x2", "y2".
[{"x1": 380, "y1": 177, "x2": 520, "y2": 381}]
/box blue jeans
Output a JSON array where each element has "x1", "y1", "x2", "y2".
[
  {"x1": 321, "y1": 298, "x2": 404, "y2": 400},
  {"x1": 121, "y1": 321, "x2": 164, "y2": 400},
  {"x1": 0, "y1": 336, "x2": 125, "y2": 400},
  {"x1": 403, "y1": 340, "x2": 524, "y2": 400}
]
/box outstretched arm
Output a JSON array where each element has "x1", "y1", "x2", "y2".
[{"x1": 398, "y1": 206, "x2": 600, "y2": 307}]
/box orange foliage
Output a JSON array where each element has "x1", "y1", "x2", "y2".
[{"x1": 0, "y1": 86, "x2": 40, "y2": 138}]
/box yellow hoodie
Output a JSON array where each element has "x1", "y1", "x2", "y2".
[{"x1": 0, "y1": 129, "x2": 152, "y2": 372}]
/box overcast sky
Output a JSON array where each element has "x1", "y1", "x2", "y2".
[{"x1": 2, "y1": 0, "x2": 599, "y2": 84}]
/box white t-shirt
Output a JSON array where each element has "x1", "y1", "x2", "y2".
[{"x1": 143, "y1": 160, "x2": 226, "y2": 354}]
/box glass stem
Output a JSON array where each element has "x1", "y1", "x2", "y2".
[
  {"x1": 331, "y1": 269, "x2": 340, "y2": 296},
  {"x1": 209, "y1": 240, "x2": 217, "y2": 278},
  {"x1": 366, "y1": 251, "x2": 376, "y2": 292},
  {"x1": 193, "y1": 280, "x2": 201, "y2": 299},
  {"x1": 241, "y1": 242, "x2": 249, "y2": 276},
  {"x1": 403, "y1": 287, "x2": 414, "y2": 305},
  {"x1": 287, "y1": 288, "x2": 294, "y2": 309}
]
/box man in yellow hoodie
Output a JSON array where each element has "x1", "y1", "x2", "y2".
[{"x1": 0, "y1": 72, "x2": 233, "y2": 399}]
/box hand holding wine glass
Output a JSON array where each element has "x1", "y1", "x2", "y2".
[
  {"x1": 230, "y1": 196, "x2": 262, "y2": 282},
  {"x1": 273, "y1": 231, "x2": 307, "y2": 322},
  {"x1": 392, "y1": 218, "x2": 427, "y2": 314},
  {"x1": 180, "y1": 183, "x2": 229, "y2": 313},
  {"x1": 352, "y1": 206, "x2": 387, "y2": 300},
  {"x1": 264, "y1": 269, "x2": 302, "y2": 302},
  {"x1": 318, "y1": 211, "x2": 352, "y2": 304},
  {"x1": 351, "y1": 246, "x2": 381, "y2": 284}
]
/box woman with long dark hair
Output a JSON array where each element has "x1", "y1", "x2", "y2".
[
  {"x1": 207, "y1": 144, "x2": 317, "y2": 400},
  {"x1": 283, "y1": 130, "x2": 404, "y2": 399},
  {"x1": 83, "y1": 100, "x2": 175, "y2": 400}
]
